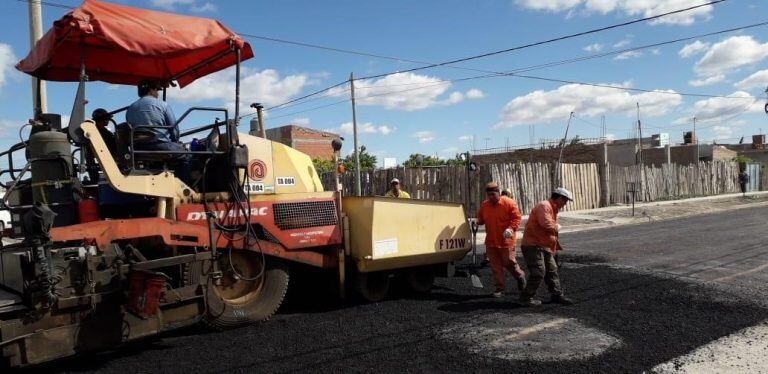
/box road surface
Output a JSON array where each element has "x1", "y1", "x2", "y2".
[{"x1": 33, "y1": 207, "x2": 768, "y2": 373}]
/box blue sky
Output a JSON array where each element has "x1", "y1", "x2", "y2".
[{"x1": 1, "y1": 0, "x2": 768, "y2": 166}]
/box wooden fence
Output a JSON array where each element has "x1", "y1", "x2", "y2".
[
  {"x1": 488, "y1": 163, "x2": 552, "y2": 214},
  {"x1": 487, "y1": 163, "x2": 600, "y2": 212},
  {"x1": 322, "y1": 161, "x2": 745, "y2": 215},
  {"x1": 320, "y1": 166, "x2": 491, "y2": 215},
  {"x1": 608, "y1": 161, "x2": 740, "y2": 204}
]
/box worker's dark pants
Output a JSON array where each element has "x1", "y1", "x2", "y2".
[{"x1": 520, "y1": 246, "x2": 563, "y2": 300}]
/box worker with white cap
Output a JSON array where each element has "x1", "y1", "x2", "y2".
[
  {"x1": 518, "y1": 187, "x2": 574, "y2": 306},
  {"x1": 385, "y1": 178, "x2": 411, "y2": 199}
]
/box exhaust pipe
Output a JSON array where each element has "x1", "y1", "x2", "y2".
[{"x1": 249, "y1": 103, "x2": 266, "y2": 138}]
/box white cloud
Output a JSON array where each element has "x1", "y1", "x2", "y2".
[
  {"x1": 712, "y1": 125, "x2": 732, "y2": 139},
  {"x1": 583, "y1": 43, "x2": 603, "y2": 53},
  {"x1": 151, "y1": 0, "x2": 215, "y2": 12},
  {"x1": 695, "y1": 36, "x2": 768, "y2": 77},
  {"x1": 413, "y1": 131, "x2": 435, "y2": 144},
  {"x1": 688, "y1": 74, "x2": 725, "y2": 87},
  {"x1": 515, "y1": 0, "x2": 713, "y2": 26},
  {"x1": 190, "y1": 2, "x2": 216, "y2": 12},
  {"x1": 0, "y1": 119, "x2": 22, "y2": 140},
  {"x1": 150, "y1": 0, "x2": 194, "y2": 10},
  {"x1": 334, "y1": 122, "x2": 394, "y2": 136},
  {"x1": 495, "y1": 82, "x2": 682, "y2": 128},
  {"x1": 466, "y1": 88, "x2": 485, "y2": 99},
  {"x1": 329, "y1": 72, "x2": 470, "y2": 111},
  {"x1": 445, "y1": 92, "x2": 465, "y2": 105},
  {"x1": 734, "y1": 69, "x2": 768, "y2": 90},
  {"x1": 614, "y1": 51, "x2": 642, "y2": 60},
  {"x1": 170, "y1": 67, "x2": 309, "y2": 111},
  {"x1": 458, "y1": 135, "x2": 473, "y2": 141},
  {"x1": 674, "y1": 91, "x2": 758, "y2": 124},
  {"x1": 711, "y1": 120, "x2": 746, "y2": 140},
  {"x1": 293, "y1": 117, "x2": 310, "y2": 126},
  {"x1": 613, "y1": 39, "x2": 631, "y2": 49},
  {"x1": 678, "y1": 40, "x2": 710, "y2": 58},
  {"x1": 0, "y1": 43, "x2": 18, "y2": 91},
  {"x1": 651, "y1": 49, "x2": 661, "y2": 55}
]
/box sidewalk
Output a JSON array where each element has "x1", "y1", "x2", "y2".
[{"x1": 474, "y1": 191, "x2": 768, "y2": 252}]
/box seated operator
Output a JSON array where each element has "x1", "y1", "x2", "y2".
[
  {"x1": 92, "y1": 108, "x2": 116, "y2": 152},
  {"x1": 84, "y1": 108, "x2": 117, "y2": 183},
  {"x1": 126, "y1": 79, "x2": 193, "y2": 184}
]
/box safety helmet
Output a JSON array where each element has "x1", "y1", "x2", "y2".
[{"x1": 553, "y1": 187, "x2": 574, "y2": 201}]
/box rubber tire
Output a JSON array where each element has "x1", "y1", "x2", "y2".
[
  {"x1": 354, "y1": 271, "x2": 390, "y2": 303},
  {"x1": 203, "y1": 254, "x2": 289, "y2": 330},
  {"x1": 405, "y1": 266, "x2": 435, "y2": 294}
]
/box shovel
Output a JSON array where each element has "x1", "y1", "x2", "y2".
[{"x1": 469, "y1": 220, "x2": 484, "y2": 289}]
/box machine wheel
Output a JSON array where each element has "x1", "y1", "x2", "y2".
[
  {"x1": 354, "y1": 271, "x2": 391, "y2": 303},
  {"x1": 405, "y1": 266, "x2": 435, "y2": 294},
  {"x1": 203, "y1": 250, "x2": 289, "y2": 329}
]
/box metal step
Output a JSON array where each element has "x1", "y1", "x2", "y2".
[{"x1": 0, "y1": 288, "x2": 22, "y2": 308}]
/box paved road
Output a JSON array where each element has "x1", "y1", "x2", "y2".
[{"x1": 38, "y1": 207, "x2": 768, "y2": 373}]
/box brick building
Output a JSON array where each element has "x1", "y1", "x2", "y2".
[{"x1": 266, "y1": 125, "x2": 341, "y2": 161}]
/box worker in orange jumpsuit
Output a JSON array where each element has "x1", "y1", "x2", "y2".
[
  {"x1": 519, "y1": 187, "x2": 574, "y2": 306},
  {"x1": 476, "y1": 182, "x2": 525, "y2": 298}
]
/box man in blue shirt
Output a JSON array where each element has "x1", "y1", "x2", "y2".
[
  {"x1": 127, "y1": 80, "x2": 180, "y2": 147},
  {"x1": 126, "y1": 80, "x2": 192, "y2": 184}
]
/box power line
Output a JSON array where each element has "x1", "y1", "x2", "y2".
[
  {"x1": 509, "y1": 73, "x2": 748, "y2": 99},
  {"x1": 356, "y1": 0, "x2": 727, "y2": 80},
  {"x1": 505, "y1": 21, "x2": 768, "y2": 75},
  {"x1": 258, "y1": 18, "x2": 764, "y2": 116},
  {"x1": 263, "y1": 80, "x2": 348, "y2": 111},
  {"x1": 239, "y1": 0, "x2": 728, "y2": 115},
  {"x1": 14, "y1": 0, "x2": 74, "y2": 10},
  {"x1": 20, "y1": 0, "x2": 750, "y2": 118}
]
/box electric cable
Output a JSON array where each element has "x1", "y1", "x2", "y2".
[
  {"x1": 355, "y1": 0, "x2": 728, "y2": 80},
  {"x1": 18, "y1": 0, "x2": 754, "y2": 117}
]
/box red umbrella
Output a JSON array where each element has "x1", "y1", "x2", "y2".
[{"x1": 16, "y1": 0, "x2": 254, "y2": 88}]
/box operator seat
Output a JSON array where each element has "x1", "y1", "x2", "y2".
[{"x1": 114, "y1": 122, "x2": 177, "y2": 174}]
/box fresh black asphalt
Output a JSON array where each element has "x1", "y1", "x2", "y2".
[{"x1": 24, "y1": 206, "x2": 768, "y2": 373}]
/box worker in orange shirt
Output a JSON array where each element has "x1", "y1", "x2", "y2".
[
  {"x1": 519, "y1": 187, "x2": 574, "y2": 306},
  {"x1": 476, "y1": 181, "x2": 525, "y2": 298}
]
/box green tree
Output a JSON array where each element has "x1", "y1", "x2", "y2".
[
  {"x1": 342, "y1": 146, "x2": 377, "y2": 171},
  {"x1": 312, "y1": 158, "x2": 336, "y2": 174},
  {"x1": 403, "y1": 153, "x2": 445, "y2": 167},
  {"x1": 402, "y1": 153, "x2": 466, "y2": 167}
]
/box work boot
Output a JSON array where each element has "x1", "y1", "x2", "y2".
[
  {"x1": 517, "y1": 298, "x2": 542, "y2": 307},
  {"x1": 516, "y1": 277, "x2": 526, "y2": 292},
  {"x1": 550, "y1": 295, "x2": 574, "y2": 305}
]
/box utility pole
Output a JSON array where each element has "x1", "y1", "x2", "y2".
[
  {"x1": 529, "y1": 123, "x2": 535, "y2": 163},
  {"x1": 693, "y1": 116, "x2": 699, "y2": 162},
  {"x1": 694, "y1": 116, "x2": 700, "y2": 195},
  {"x1": 637, "y1": 103, "x2": 647, "y2": 201},
  {"x1": 555, "y1": 112, "x2": 574, "y2": 186},
  {"x1": 350, "y1": 72, "x2": 362, "y2": 196},
  {"x1": 28, "y1": 0, "x2": 47, "y2": 115},
  {"x1": 601, "y1": 115, "x2": 606, "y2": 140}
]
